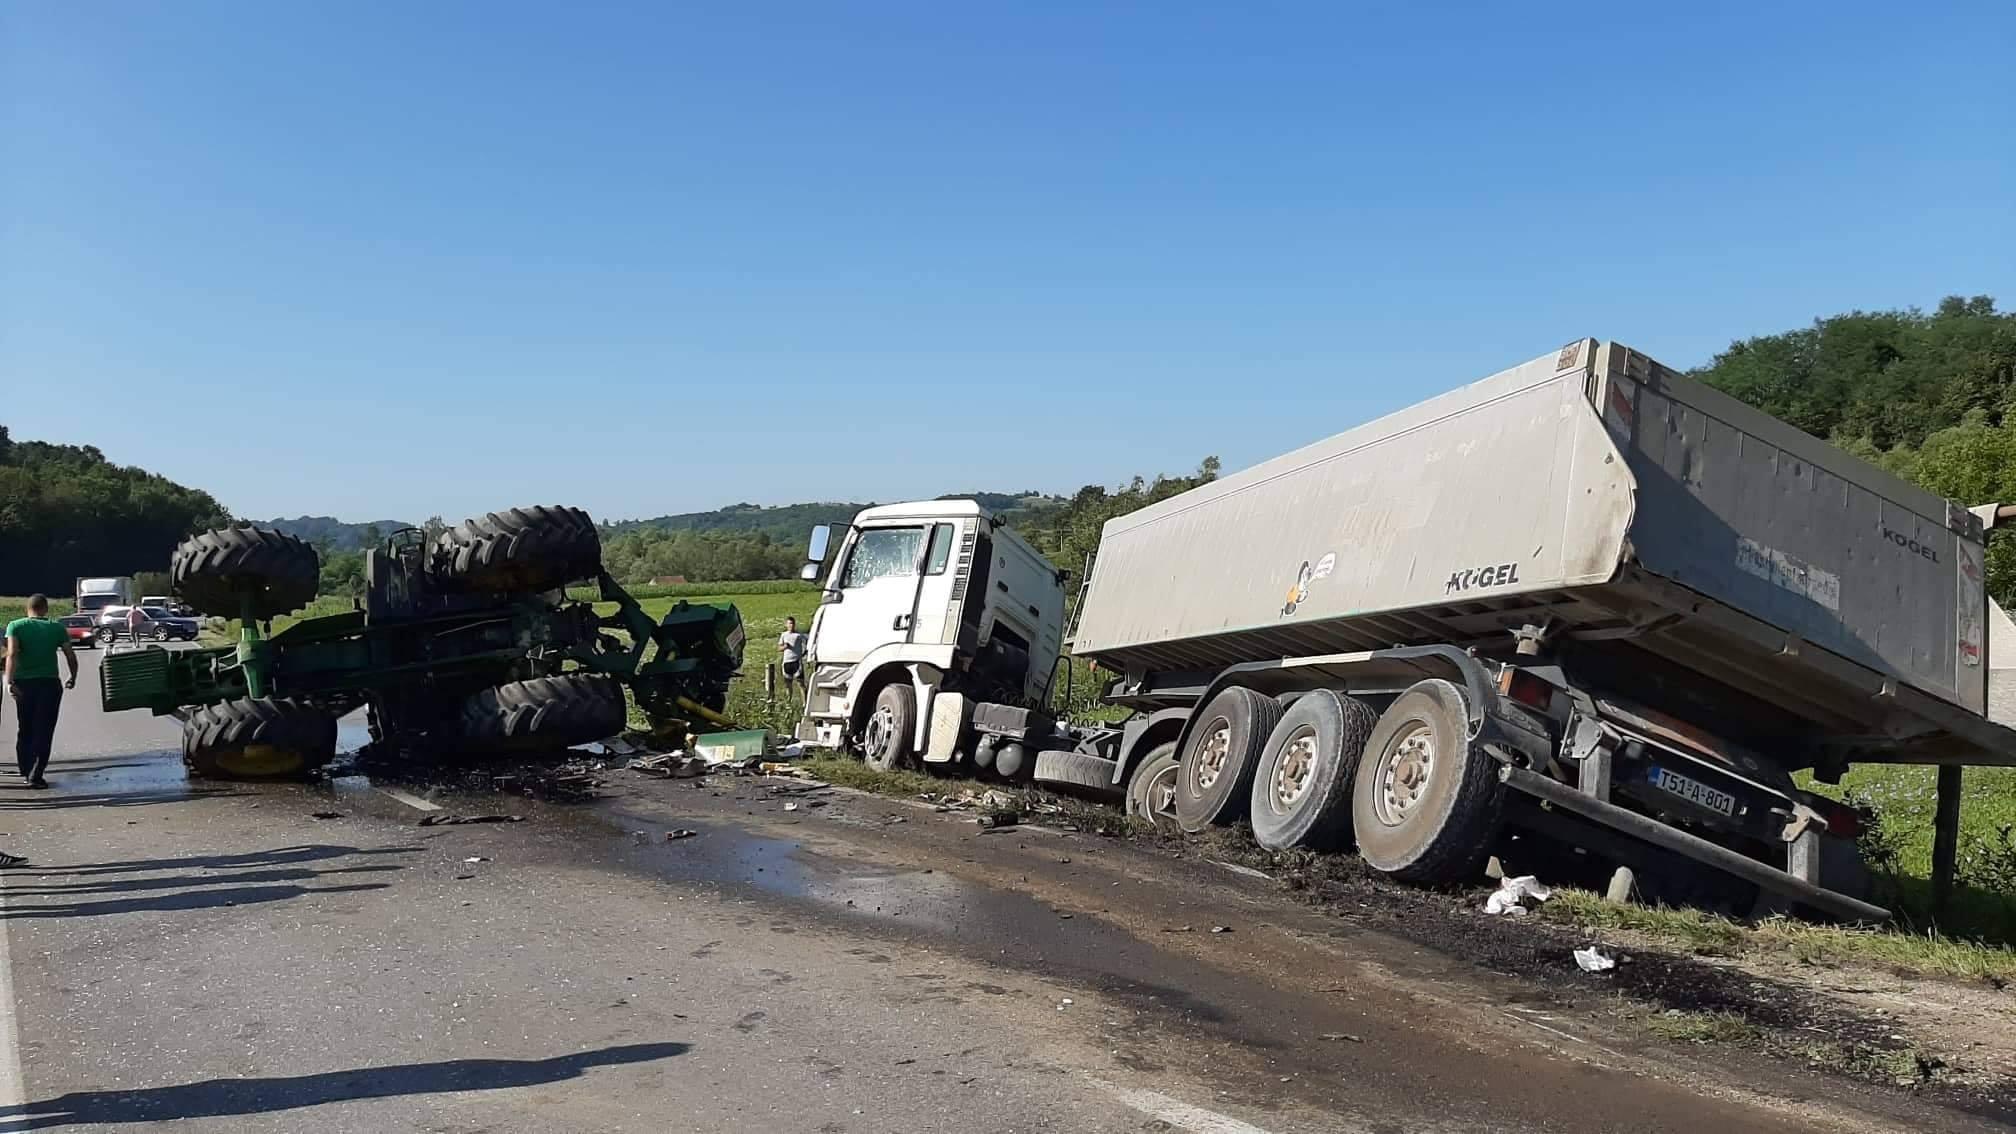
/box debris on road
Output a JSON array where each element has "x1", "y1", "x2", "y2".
[
  {"x1": 462, "y1": 856, "x2": 491, "y2": 864},
  {"x1": 309, "y1": 811, "x2": 342, "y2": 820},
  {"x1": 419, "y1": 813, "x2": 525, "y2": 827},
  {"x1": 1573, "y1": 946, "x2": 1617, "y2": 973},
  {"x1": 1483, "y1": 875, "x2": 1553, "y2": 917},
  {"x1": 976, "y1": 810, "x2": 1019, "y2": 829},
  {"x1": 666, "y1": 829, "x2": 698, "y2": 841},
  {"x1": 1210, "y1": 925, "x2": 1231, "y2": 934},
  {"x1": 1320, "y1": 1033, "x2": 1363, "y2": 1043},
  {"x1": 783, "y1": 802, "x2": 799, "y2": 812}
]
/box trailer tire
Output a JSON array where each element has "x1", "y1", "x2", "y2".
[
  {"x1": 454, "y1": 673, "x2": 627, "y2": 754},
  {"x1": 1125, "y1": 743, "x2": 1182, "y2": 833},
  {"x1": 1174, "y1": 686, "x2": 1283, "y2": 834},
  {"x1": 435, "y1": 505, "x2": 602, "y2": 594},
  {"x1": 1249, "y1": 690, "x2": 1379, "y2": 852},
  {"x1": 1033, "y1": 750, "x2": 1121, "y2": 799},
  {"x1": 1352, "y1": 679, "x2": 1504, "y2": 884},
  {"x1": 862, "y1": 683, "x2": 917, "y2": 772},
  {"x1": 183, "y1": 697, "x2": 338, "y2": 781},
  {"x1": 171, "y1": 527, "x2": 321, "y2": 619}
]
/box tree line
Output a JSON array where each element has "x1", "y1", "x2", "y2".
[{"x1": 0, "y1": 426, "x2": 230, "y2": 596}]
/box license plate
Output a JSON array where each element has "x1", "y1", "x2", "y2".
[{"x1": 1647, "y1": 765, "x2": 1736, "y2": 817}]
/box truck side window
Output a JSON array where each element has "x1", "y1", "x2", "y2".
[
  {"x1": 841, "y1": 527, "x2": 924, "y2": 588},
  {"x1": 924, "y1": 523, "x2": 955, "y2": 576}
]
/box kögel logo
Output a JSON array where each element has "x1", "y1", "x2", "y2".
[
  {"x1": 1881, "y1": 526, "x2": 1939, "y2": 564},
  {"x1": 1447, "y1": 562, "x2": 1521, "y2": 594}
]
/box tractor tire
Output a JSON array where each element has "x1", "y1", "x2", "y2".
[
  {"x1": 182, "y1": 697, "x2": 338, "y2": 781},
  {"x1": 1249, "y1": 690, "x2": 1379, "y2": 852},
  {"x1": 861, "y1": 683, "x2": 917, "y2": 772},
  {"x1": 454, "y1": 673, "x2": 627, "y2": 754},
  {"x1": 1173, "y1": 686, "x2": 1282, "y2": 834},
  {"x1": 1125, "y1": 743, "x2": 1181, "y2": 833},
  {"x1": 1351, "y1": 679, "x2": 1506, "y2": 884},
  {"x1": 1033, "y1": 750, "x2": 1122, "y2": 798},
  {"x1": 435, "y1": 505, "x2": 602, "y2": 594},
  {"x1": 171, "y1": 527, "x2": 321, "y2": 620}
]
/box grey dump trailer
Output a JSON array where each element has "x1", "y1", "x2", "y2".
[
  {"x1": 1057, "y1": 339, "x2": 2015, "y2": 921},
  {"x1": 798, "y1": 339, "x2": 2014, "y2": 921}
]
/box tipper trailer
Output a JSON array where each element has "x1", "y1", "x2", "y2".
[{"x1": 799, "y1": 340, "x2": 2016, "y2": 921}]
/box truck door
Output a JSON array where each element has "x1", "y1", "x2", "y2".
[
  {"x1": 905, "y1": 522, "x2": 961, "y2": 646},
  {"x1": 811, "y1": 524, "x2": 929, "y2": 666}
]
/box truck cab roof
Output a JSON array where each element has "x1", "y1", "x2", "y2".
[{"x1": 849, "y1": 499, "x2": 993, "y2": 525}]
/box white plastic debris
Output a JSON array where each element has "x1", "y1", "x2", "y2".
[
  {"x1": 776, "y1": 741, "x2": 809, "y2": 758},
  {"x1": 1483, "y1": 874, "x2": 1553, "y2": 916},
  {"x1": 1572, "y1": 946, "x2": 1616, "y2": 973}
]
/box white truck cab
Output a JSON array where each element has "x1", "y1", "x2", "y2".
[{"x1": 797, "y1": 500, "x2": 1065, "y2": 762}]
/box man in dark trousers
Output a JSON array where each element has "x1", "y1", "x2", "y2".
[{"x1": 6, "y1": 593, "x2": 78, "y2": 791}]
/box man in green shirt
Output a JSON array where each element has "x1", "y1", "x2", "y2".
[{"x1": 5, "y1": 593, "x2": 78, "y2": 790}]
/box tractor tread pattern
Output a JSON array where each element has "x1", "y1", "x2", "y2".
[
  {"x1": 171, "y1": 526, "x2": 321, "y2": 619},
  {"x1": 456, "y1": 673, "x2": 627, "y2": 753},
  {"x1": 435, "y1": 505, "x2": 602, "y2": 594},
  {"x1": 182, "y1": 697, "x2": 338, "y2": 780}
]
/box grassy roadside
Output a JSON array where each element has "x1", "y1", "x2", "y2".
[{"x1": 0, "y1": 596, "x2": 77, "y2": 623}]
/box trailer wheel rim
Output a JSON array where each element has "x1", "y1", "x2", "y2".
[
  {"x1": 864, "y1": 705, "x2": 897, "y2": 762},
  {"x1": 1271, "y1": 726, "x2": 1319, "y2": 812},
  {"x1": 1373, "y1": 722, "x2": 1435, "y2": 827},
  {"x1": 1144, "y1": 761, "x2": 1179, "y2": 823},
  {"x1": 1192, "y1": 719, "x2": 1232, "y2": 792}
]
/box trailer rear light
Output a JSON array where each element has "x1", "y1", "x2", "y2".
[
  {"x1": 1817, "y1": 799, "x2": 1863, "y2": 838},
  {"x1": 1498, "y1": 668, "x2": 1554, "y2": 710}
]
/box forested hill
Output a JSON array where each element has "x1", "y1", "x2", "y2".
[
  {"x1": 0, "y1": 426, "x2": 230, "y2": 594},
  {"x1": 265, "y1": 515, "x2": 418, "y2": 550},
  {"x1": 1690, "y1": 295, "x2": 2015, "y2": 605}
]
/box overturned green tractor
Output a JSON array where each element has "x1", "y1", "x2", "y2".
[{"x1": 101, "y1": 505, "x2": 744, "y2": 780}]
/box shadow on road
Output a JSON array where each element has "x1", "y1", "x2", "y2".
[
  {"x1": 0, "y1": 1042, "x2": 692, "y2": 1129},
  {"x1": 0, "y1": 881, "x2": 388, "y2": 921},
  {"x1": 3, "y1": 863, "x2": 402, "y2": 898},
  {"x1": 0, "y1": 791, "x2": 244, "y2": 811},
  {"x1": 17, "y1": 844, "x2": 419, "y2": 878}
]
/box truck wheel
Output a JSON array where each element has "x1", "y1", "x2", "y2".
[
  {"x1": 1125, "y1": 743, "x2": 1181, "y2": 833},
  {"x1": 1351, "y1": 679, "x2": 1505, "y2": 884},
  {"x1": 862, "y1": 683, "x2": 916, "y2": 772},
  {"x1": 1033, "y1": 750, "x2": 1121, "y2": 798},
  {"x1": 435, "y1": 505, "x2": 602, "y2": 594},
  {"x1": 1174, "y1": 686, "x2": 1282, "y2": 834},
  {"x1": 183, "y1": 697, "x2": 338, "y2": 780},
  {"x1": 454, "y1": 673, "x2": 626, "y2": 754},
  {"x1": 1249, "y1": 690, "x2": 1379, "y2": 852},
  {"x1": 171, "y1": 527, "x2": 321, "y2": 619}
]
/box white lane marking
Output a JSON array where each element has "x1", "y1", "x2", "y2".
[
  {"x1": 1093, "y1": 1081, "x2": 1299, "y2": 1134},
  {"x1": 378, "y1": 787, "x2": 442, "y2": 812},
  {"x1": 0, "y1": 872, "x2": 26, "y2": 1108}
]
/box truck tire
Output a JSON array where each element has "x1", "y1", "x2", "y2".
[
  {"x1": 1125, "y1": 742, "x2": 1181, "y2": 833},
  {"x1": 182, "y1": 697, "x2": 338, "y2": 780},
  {"x1": 1033, "y1": 750, "x2": 1121, "y2": 798},
  {"x1": 171, "y1": 527, "x2": 321, "y2": 620},
  {"x1": 862, "y1": 682, "x2": 917, "y2": 772},
  {"x1": 454, "y1": 673, "x2": 626, "y2": 754},
  {"x1": 434, "y1": 505, "x2": 602, "y2": 594},
  {"x1": 1249, "y1": 690, "x2": 1379, "y2": 852},
  {"x1": 1351, "y1": 679, "x2": 1505, "y2": 884},
  {"x1": 1174, "y1": 686, "x2": 1282, "y2": 834}
]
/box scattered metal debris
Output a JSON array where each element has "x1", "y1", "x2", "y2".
[
  {"x1": 309, "y1": 811, "x2": 342, "y2": 820},
  {"x1": 419, "y1": 813, "x2": 525, "y2": 827},
  {"x1": 1320, "y1": 1033, "x2": 1363, "y2": 1043},
  {"x1": 666, "y1": 829, "x2": 698, "y2": 841}
]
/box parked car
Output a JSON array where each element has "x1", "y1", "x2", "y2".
[
  {"x1": 98, "y1": 605, "x2": 201, "y2": 643},
  {"x1": 58, "y1": 614, "x2": 99, "y2": 649}
]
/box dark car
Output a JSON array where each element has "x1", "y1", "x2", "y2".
[
  {"x1": 58, "y1": 613, "x2": 99, "y2": 649},
  {"x1": 134, "y1": 606, "x2": 202, "y2": 642}
]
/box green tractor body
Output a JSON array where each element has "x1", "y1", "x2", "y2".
[{"x1": 100, "y1": 506, "x2": 744, "y2": 779}]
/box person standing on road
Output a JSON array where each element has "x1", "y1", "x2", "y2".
[
  {"x1": 6, "y1": 594, "x2": 79, "y2": 790},
  {"x1": 777, "y1": 616, "x2": 809, "y2": 699},
  {"x1": 126, "y1": 603, "x2": 145, "y2": 646}
]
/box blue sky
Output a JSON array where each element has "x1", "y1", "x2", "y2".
[{"x1": 3, "y1": 3, "x2": 2011, "y2": 524}]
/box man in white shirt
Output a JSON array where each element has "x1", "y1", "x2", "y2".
[{"x1": 776, "y1": 616, "x2": 809, "y2": 699}]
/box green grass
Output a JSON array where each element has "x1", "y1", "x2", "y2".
[
  {"x1": 1642, "y1": 1008, "x2": 1764, "y2": 1046},
  {"x1": 567, "y1": 579, "x2": 817, "y2": 602},
  {"x1": 1546, "y1": 888, "x2": 2016, "y2": 983},
  {"x1": 0, "y1": 597, "x2": 77, "y2": 623}
]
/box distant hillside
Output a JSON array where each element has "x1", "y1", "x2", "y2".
[
  {"x1": 605, "y1": 492, "x2": 1063, "y2": 542},
  {"x1": 264, "y1": 515, "x2": 416, "y2": 550}
]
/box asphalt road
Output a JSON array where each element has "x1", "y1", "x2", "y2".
[{"x1": 0, "y1": 646, "x2": 1996, "y2": 1133}]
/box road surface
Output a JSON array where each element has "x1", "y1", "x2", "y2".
[{"x1": 0, "y1": 646, "x2": 1995, "y2": 1132}]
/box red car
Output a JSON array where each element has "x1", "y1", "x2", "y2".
[{"x1": 59, "y1": 613, "x2": 99, "y2": 649}]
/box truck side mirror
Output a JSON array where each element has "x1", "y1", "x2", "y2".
[
  {"x1": 806, "y1": 525, "x2": 832, "y2": 563},
  {"x1": 799, "y1": 562, "x2": 824, "y2": 583}
]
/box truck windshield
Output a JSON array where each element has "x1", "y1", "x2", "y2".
[{"x1": 842, "y1": 527, "x2": 924, "y2": 588}]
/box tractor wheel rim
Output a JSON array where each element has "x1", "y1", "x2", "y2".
[
  {"x1": 1193, "y1": 720, "x2": 1232, "y2": 791},
  {"x1": 1375, "y1": 722, "x2": 1435, "y2": 826},
  {"x1": 1272, "y1": 727, "x2": 1319, "y2": 811}
]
